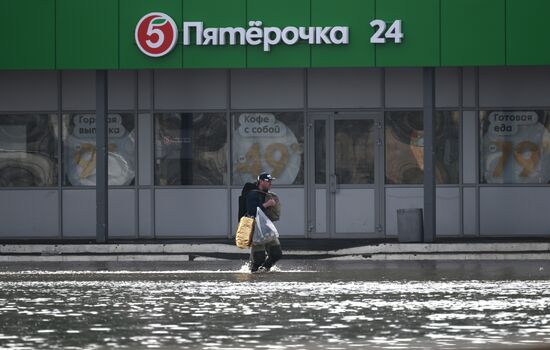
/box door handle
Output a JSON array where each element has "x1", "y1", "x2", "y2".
[{"x1": 329, "y1": 174, "x2": 338, "y2": 193}]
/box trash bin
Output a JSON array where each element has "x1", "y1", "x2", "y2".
[{"x1": 396, "y1": 208, "x2": 423, "y2": 243}]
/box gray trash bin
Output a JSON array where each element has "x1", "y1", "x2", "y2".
[{"x1": 396, "y1": 208, "x2": 423, "y2": 243}]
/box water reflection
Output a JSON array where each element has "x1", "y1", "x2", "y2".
[{"x1": 0, "y1": 261, "x2": 549, "y2": 349}]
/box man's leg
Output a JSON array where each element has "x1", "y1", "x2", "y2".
[
  {"x1": 250, "y1": 244, "x2": 266, "y2": 272},
  {"x1": 261, "y1": 238, "x2": 282, "y2": 271}
]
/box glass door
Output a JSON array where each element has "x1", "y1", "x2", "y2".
[{"x1": 307, "y1": 113, "x2": 383, "y2": 238}]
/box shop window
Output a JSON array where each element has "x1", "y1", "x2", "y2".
[
  {"x1": 154, "y1": 113, "x2": 227, "y2": 186},
  {"x1": 0, "y1": 114, "x2": 58, "y2": 187},
  {"x1": 232, "y1": 112, "x2": 304, "y2": 185},
  {"x1": 314, "y1": 120, "x2": 326, "y2": 184},
  {"x1": 480, "y1": 110, "x2": 550, "y2": 184},
  {"x1": 63, "y1": 113, "x2": 136, "y2": 186},
  {"x1": 385, "y1": 111, "x2": 460, "y2": 184},
  {"x1": 334, "y1": 119, "x2": 376, "y2": 185}
]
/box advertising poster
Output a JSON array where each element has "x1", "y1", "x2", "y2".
[
  {"x1": 65, "y1": 114, "x2": 135, "y2": 186},
  {"x1": 481, "y1": 111, "x2": 550, "y2": 184},
  {"x1": 232, "y1": 113, "x2": 303, "y2": 185}
]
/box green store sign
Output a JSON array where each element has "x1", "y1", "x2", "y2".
[
  {"x1": 135, "y1": 12, "x2": 403, "y2": 57},
  {"x1": 1, "y1": 0, "x2": 549, "y2": 69}
]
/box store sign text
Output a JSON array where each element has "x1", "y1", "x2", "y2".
[
  {"x1": 73, "y1": 114, "x2": 125, "y2": 138},
  {"x1": 369, "y1": 20, "x2": 403, "y2": 44},
  {"x1": 238, "y1": 113, "x2": 286, "y2": 137},
  {"x1": 488, "y1": 111, "x2": 538, "y2": 137},
  {"x1": 135, "y1": 13, "x2": 403, "y2": 57},
  {"x1": 184, "y1": 21, "x2": 349, "y2": 52}
]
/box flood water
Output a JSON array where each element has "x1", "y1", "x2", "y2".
[{"x1": 1, "y1": 260, "x2": 550, "y2": 349}]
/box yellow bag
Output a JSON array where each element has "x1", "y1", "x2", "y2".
[{"x1": 235, "y1": 216, "x2": 255, "y2": 248}]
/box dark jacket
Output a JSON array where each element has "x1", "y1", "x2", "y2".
[{"x1": 246, "y1": 186, "x2": 267, "y2": 217}]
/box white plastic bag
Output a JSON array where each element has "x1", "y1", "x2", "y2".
[{"x1": 253, "y1": 206, "x2": 279, "y2": 245}]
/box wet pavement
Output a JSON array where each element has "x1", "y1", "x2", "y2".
[{"x1": 0, "y1": 260, "x2": 550, "y2": 349}]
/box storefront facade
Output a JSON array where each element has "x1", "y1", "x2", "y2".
[{"x1": 1, "y1": 0, "x2": 549, "y2": 241}]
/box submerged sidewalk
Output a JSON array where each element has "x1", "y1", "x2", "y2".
[{"x1": 1, "y1": 242, "x2": 550, "y2": 262}]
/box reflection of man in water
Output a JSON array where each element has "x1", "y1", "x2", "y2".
[{"x1": 246, "y1": 172, "x2": 283, "y2": 272}]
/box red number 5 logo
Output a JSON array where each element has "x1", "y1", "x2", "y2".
[{"x1": 135, "y1": 12, "x2": 178, "y2": 57}]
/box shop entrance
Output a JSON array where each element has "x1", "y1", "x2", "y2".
[{"x1": 307, "y1": 113, "x2": 384, "y2": 238}]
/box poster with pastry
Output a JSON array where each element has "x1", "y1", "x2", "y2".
[
  {"x1": 482, "y1": 111, "x2": 550, "y2": 184},
  {"x1": 65, "y1": 113, "x2": 135, "y2": 186},
  {"x1": 233, "y1": 113, "x2": 303, "y2": 185}
]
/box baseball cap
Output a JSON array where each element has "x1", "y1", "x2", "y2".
[{"x1": 258, "y1": 172, "x2": 276, "y2": 181}]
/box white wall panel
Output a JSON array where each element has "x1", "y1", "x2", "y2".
[
  {"x1": 463, "y1": 187, "x2": 477, "y2": 236},
  {"x1": 231, "y1": 69, "x2": 303, "y2": 109},
  {"x1": 138, "y1": 70, "x2": 152, "y2": 110},
  {"x1": 154, "y1": 69, "x2": 227, "y2": 110},
  {"x1": 270, "y1": 188, "x2": 305, "y2": 237},
  {"x1": 335, "y1": 189, "x2": 375, "y2": 233},
  {"x1": 63, "y1": 189, "x2": 95, "y2": 237},
  {"x1": 315, "y1": 189, "x2": 327, "y2": 233},
  {"x1": 386, "y1": 188, "x2": 422, "y2": 236},
  {"x1": 480, "y1": 67, "x2": 550, "y2": 107},
  {"x1": 0, "y1": 71, "x2": 58, "y2": 111},
  {"x1": 436, "y1": 188, "x2": 461, "y2": 236},
  {"x1": 108, "y1": 71, "x2": 136, "y2": 110},
  {"x1": 231, "y1": 189, "x2": 240, "y2": 236},
  {"x1": 480, "y1": 187, "x2": 550, "y2": 236},
  {"x1": 385, "y1": 187, "x2": 460, "y2": 236},
  {"x1": 139, "y1": 189, "x2": 153, "y2": 238},
  {"x1": 0, "y1": 190, "x2": 59, "y2": 237},
  {"x1": 155, "y1": 189, "x2": 229, "y2": 237},
  {"x1": 308, "y1": 68, "x2": 382, "y2": 108},
  {"x1": 462, "y1": 67, "x2": 476, "y2": 108},
  {"x1": 435, "y1": 68, "x2": 459, "y2": 108},
  {"x1": 63, "y1": 189, "x2": 136, "y2": 238},
  {"x1": 385, "y1": 68, "x2": 423, "y2": 108},
  {"x1": 62, "y1": 71, "x2": 95, "y2": 111},
  {"x1": 108, "y1": 189, "x2": 136, "y2": 238}
]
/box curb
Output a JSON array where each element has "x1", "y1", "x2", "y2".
[{"x1": 1, "y1": 243, "x2": 550, "y2": 262}]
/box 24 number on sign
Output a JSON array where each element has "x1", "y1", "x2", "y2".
[{"x1": 370, "y1": 20, "x2": 403, "y2": 44}]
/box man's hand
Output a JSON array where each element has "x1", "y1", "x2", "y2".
[{"x1": 263, "y1": 198, "x2": 276, "y2": 208}]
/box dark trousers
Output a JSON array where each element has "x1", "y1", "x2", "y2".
[{"x1": 250, "y1": 238, "x2": 282, "y2": 272}]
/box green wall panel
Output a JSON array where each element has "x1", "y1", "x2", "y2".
[
  {"x1": 0, "y1": 0, "x2": 55, "y2": 69},
  {"x1": 56, "y1": 0, "x2": 118, "y2": 69},
  {"x1": 182, "y1": 0, "x2": 246, "y2": 68},
  {"x1": 2, "y1": 0, "x2": 550, "y2": 69},
  {"x1": 311, "y1": 0, "x2": 374, "y2": 67},
  {"x1": 120, "y1": 0, "x2": 182, "y2": 69},
  {"x1": 441, "y1": 0, "x2": 505, "y2": 66},
  {"x1": 247, "y1": 0, "x2": 310, "y2": 68},
  {"x1": 507, "y1": 0, "x2": 550, "y2": 65},
  {"x1": 376, "y1": 0, "x2": 439, "y2": 67}
]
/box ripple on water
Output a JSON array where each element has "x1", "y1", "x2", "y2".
[{"x1": 0, "y1": 272, "x2": 549, "y2": 349}]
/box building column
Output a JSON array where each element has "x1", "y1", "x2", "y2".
[
  {"x1": 423, "y1": 67, "x2": 436, "y2": 242},
  {"x1": 96, "y1": 70, "x2": 108, "y2": 243}
]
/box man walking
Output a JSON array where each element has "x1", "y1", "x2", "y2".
[{"x1": 246, "y1": 172, "x2": 283, "y2": 272}]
